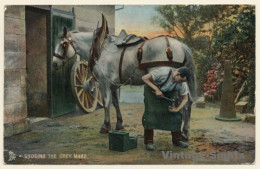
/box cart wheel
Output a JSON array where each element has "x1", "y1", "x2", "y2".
[{"x1": 71, "y1": 61, "x2": 98, "y2": 113}]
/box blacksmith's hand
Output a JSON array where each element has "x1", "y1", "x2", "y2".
[
  {"x1": 168, "y1": 106, "x2": 179, "y2": 113},
  {"x1": 155, "y1": 89, "x2": 163, "y2": 98}
]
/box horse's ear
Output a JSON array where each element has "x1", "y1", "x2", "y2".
[
  {"x1": 101, "y1": 13, "x2": 109, "y2": 36},
  {"x1": 63, "y1": 27, "x2": 68, "y2": 38},
  {"x1": 106, "y1": 20, "x2": 109, "y2": 34}
]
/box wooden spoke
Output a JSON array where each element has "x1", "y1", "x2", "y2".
[
  {"x1": 77, "y1": 67, "x2": 82, "y2": 81},
  {"x1": 86, "y1": 76, "x2": 93, "y2": 82},
  {"x1": 88, "y1": 92, "x2": 95, "y2": 100},
  {"x1": 77, "y1": 89, "x2": 83, "y2": 98},
  {"x1": 80, "y1": 64, "x2": 84, "y2": 81},
  {"x1": 84, "y1": 67, "x2": 88, "y2": 81},
  {"x1": 81, "y1": 92, "x2": 85, "y2": 107},
  {"x1": 88, "y1": 95, "x2": 93, "y2": 106},
  {"x1": 85, "y1": 92, "x2": 89, "y2": 108},
  {"x1": 74, "y1": 84, "x2": 83, "y2": 88},
  {"x1": 76, "y1": 73, "x2": 82, "y2": 84}
]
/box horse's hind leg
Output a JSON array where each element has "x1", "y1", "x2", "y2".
[
  {"x1": 182, "y1": 101, "x2": 192, "y2": 140},
  {"x1": 111, "y1": 87, "x2": 124, "y2": 130},
  {"x1": 100, "y1": 86, "x2": 112, "y2": 134}
]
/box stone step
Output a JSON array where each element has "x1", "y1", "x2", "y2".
[
  {"x1": 196, "y1": 97, "x2": 205, "y2": 108},
  {"x1": 244, "y1": 114, "x2": 255, "y2": 124},
  {"x1": 235, "y1": 101, "x2": 248, "y2": 113}
]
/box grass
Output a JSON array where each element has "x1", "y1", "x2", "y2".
[{"x1": 120, "y1": 85, "x2": 144, "y2": 92}]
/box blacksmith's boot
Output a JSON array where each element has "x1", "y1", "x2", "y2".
[
  {"x1": 144, "y1": 129, "x2": 155, "y2": 150},
  {"x1": 172, "y1": 131, "x2": 188, "y2": 148}
]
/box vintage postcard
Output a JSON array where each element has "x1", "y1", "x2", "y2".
[{"x1": 3, "y1": 2, "x2": 257, "y2": 165}]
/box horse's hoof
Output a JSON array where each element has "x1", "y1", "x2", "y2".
[
  {"x1": 115, "y1": 125, "x2": 124, "y2": 131},
  {"x1": 99, "y1": 127, "x2": 110, "y2": 134}
]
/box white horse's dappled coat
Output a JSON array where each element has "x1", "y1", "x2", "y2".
[{"x1": 52, "y1": 15, "x2": 196, "y2": 140}]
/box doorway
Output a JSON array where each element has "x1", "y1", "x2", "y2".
[{"x1": 26, "y1": 6, "x2": 51, "y2": 117}]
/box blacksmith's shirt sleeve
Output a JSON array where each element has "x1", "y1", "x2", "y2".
[
  {"x1": 178, "y1": 82, "x2": 189, "y2": 96},
  {"x1": 149, "y1": 68, "x2": 163, "y2": 83}
]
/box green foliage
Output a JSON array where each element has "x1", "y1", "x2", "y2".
[
  {"x1": 153, "y1": 5, "x2": 255, "y2": 108},
  {"x1": 211, "y1": 6, "x2": 255, "y2": 106},
  {"x1": 152, "y1": 5, "x2": 219, "y2": 49}
]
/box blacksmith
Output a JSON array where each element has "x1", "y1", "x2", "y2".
[{"x1": 142, "y1": 66, "x2": 191, "y2": 150}]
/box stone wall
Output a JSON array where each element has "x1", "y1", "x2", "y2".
[
  {"x1": 53, "y1": 5, "x2": 115, "y2": 34},
  {"x1": 4, "y1": 5, "x2": 30, "y2": 137},
  {"x1": 4, "y1": 5, "x2": 115, "y2": 137}
]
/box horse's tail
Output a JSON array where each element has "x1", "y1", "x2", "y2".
[{"x1": 182, "y1": 44, "x2": 197, "y2": 102}]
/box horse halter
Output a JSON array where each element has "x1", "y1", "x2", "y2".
[{"x1": 54, "y1": 37, "x2": 77, "y2": 60}]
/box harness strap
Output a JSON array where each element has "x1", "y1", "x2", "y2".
[
  {"x1": 61, "y1": 41, "x2": 70, "y2": 59},
  {"x1": 159, "y1": 69, "x2": 172, "y2": 89},
  {"x1": 137, "y1": 40, "x2": 146, "y2": 64},
  {"x1": 119, "y1": 46, "x2": 127, "y2": 83},
  {"x1": 54, "y1": 53, "x2": 66, "y2": 60},
  {"x1": 164, "y1": 35, "x2": 173, "y2": 61},
  {"x1": 171, "y1": 83, "x2": 177, "y2": 93},
  {"x1": 139, "y1": 61, "x2": 184, "y2": 69},
  {"x1": 69, "y1": 39, "x2": 77, "y2": 54}
]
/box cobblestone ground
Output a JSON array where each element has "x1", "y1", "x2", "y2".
[{"x1": 4, "y1": 101, "x2": 255, "y2": 164}]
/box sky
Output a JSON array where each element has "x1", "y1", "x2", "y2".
[{"x1": 115, "y1": 5, "x2": 169, "y2": 38}]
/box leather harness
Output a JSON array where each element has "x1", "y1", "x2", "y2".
[
  {"x1": 54, "y1": 38, "x2": 77, "y2": 60},
  {"x1": 119, "y1": 35, "x2": 183, "y2": 83},
  {"x1": 159, "y1": 69, "x2": 172, "y2": 89},
  {"x1": 119, "y1": 46, "x2": 127, "y2": 83}
]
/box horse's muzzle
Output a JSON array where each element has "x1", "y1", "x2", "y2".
[{"x1": 52, "y1": 62, "x2": 59, "y2": 70}]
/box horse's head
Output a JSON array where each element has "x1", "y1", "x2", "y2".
[
  {"x1": 89, "y1": 14, "x2": 109, "y2": 71},
  {"x1": 52, "y1": 27, "x2": 76, "y2": 70}
]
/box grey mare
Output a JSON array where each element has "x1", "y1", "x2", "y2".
[
  {"x1": 52, "y1": 27, "x2": 93, "y2": 69},
  {"x1": 89, "y1": 14, "x2": 196, "y2": 140}
]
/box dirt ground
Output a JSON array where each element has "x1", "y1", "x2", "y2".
[{"x1": 4, "y1": 101, "x2": 255, "y2": 164}]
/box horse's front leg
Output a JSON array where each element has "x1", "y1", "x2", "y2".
[
  {"x1": 182, "y1": 101, "x2": 192, "y2": 140},
  {"x1": 111, "y1": 87, "x2": 124, "y2": 130},
  {"x1": 100, "y1": 86, "x2": 112, "y2": 134}
]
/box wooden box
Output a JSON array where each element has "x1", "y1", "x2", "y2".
[{"x1": 109, "y1": 131, "x2": 137, "y2": 152}]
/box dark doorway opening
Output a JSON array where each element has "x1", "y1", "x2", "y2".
[{"x1": 26, "y1": 6, "x2": 51, "y2": 117}]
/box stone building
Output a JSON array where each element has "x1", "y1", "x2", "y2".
[{"x1": 4, "y1": 5, "x2": 115, "y2": 137}]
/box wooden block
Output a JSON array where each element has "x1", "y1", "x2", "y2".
[
  {"x1": 196, "y1": 97, "x2": 205, "y2": 108},
  {"x1": 109, "y1": 131, "x2": 137, "y2": 152},
  {"x1": 197, "y1": 97, "x2": 205, "y2": 102},
  {"x1": 235, "y1": 101, "x2": 248, "y2": 113},
  {"x1": 244, "y1": 114, "x2": 255, "y2": 124}
]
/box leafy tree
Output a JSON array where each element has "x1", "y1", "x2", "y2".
[
  {"x1": 211, "y1": 5, "x2": 255, "y2": 107},
  {"x1": 152, "y1": 5, "x2": 255, "y2": 109}
]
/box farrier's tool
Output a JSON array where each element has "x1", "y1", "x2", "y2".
[{"x1": 152, "y1": 91, "x2": 175, "y2": 102}]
